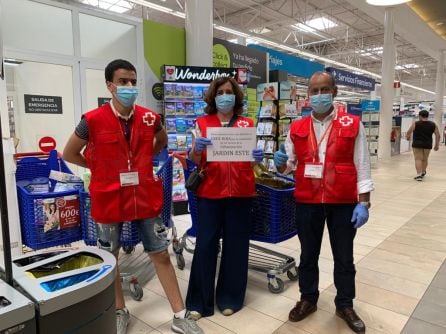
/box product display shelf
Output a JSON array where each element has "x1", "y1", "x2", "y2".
[{"x1": 361, "y1": 111, "x2": 380, "y2": 165}]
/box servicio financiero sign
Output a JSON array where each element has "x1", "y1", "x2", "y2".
[
  {"x1": 326, "y1": 67, "x2": 375, "y2": 91},
  {"x1": 163, "y1": 65, "x2": 248, "y2": 84}
]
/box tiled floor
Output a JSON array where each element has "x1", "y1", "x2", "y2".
[{"x1": 122, "y1": 148, "x2": 446, "y2": 334}]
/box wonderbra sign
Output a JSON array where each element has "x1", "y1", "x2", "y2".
[{"x1": 163, "y1": 65, "x2": 248, "y2": 84}]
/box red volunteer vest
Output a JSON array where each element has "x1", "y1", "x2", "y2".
[
  {"x1": 196, "y1": 114, "x2": 256, "y2": 199},
  {"x1": 291, "y1": 111, "x2": 359, "y2": 203},
  {"x1": 83, "y1": 103, "x2": 163, "y2": 223}
]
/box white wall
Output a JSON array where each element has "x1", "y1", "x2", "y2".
[{"x1": 12, "y1": 61, "x2": 75, "y2": 153}]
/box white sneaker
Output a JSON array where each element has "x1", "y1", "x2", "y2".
[
  {"x1": 116, "y1": 308, "x2": 130, "y2": 334},
  {"x1": 171, "y1": 312, "x2": 204, "y2": 334}
]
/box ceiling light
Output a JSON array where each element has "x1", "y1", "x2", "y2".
[
  {"x1": 366, "y1": 0, "x2": 411, "y2": 6},
  {"x1": 305, "y1": 17, "x2": 337, "y2": 30},
  {"x1": 395, "y1": 63, "x2": 419, "y2": 70},
  {"x1": 249, "y1": 27, "x2": 272, "y2": 34},
  {"x1": 214, "y1": 25, "x2": 250, "y2": 38},
  {"x1": 82, "y1": 0, "x2": 133, "y2": 13}
]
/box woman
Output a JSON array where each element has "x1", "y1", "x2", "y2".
[
  {"x1": 186, "y1": 76, "x2": 263, "y2": 319},
  {"x1": 44, "y1": 202, "x2": 60, "y2": 232}
]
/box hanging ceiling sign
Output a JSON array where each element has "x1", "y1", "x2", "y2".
[
  {"x1": 248, "y1": 44, "x2": 324, "y2": 78},
  {"x1": 326, "y1": 67, "x2": 376, "y2": 91},
  {"x1": 162, "y1": 65, "x2": 248, "y2": 84},
  {"x1": 24, "y1": 94, "x2": 63, "y2": 114},
  {"x1": 212, "y1": 38, "x2": 268, "y2": 88}
]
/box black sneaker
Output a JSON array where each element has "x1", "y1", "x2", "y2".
[
  {"x1": 414, "y1": 175, "x2": 423, "y2": 181},
  {"x1": 421, "y1": 171, "x2": 426, "y2": 177}
]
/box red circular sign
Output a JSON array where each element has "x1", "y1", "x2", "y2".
[{"x1": 38, "y1": 136, "x2": 57, "y2": 153}]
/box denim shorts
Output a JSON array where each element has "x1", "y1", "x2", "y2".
[{"x1": 96, "y1": 217, "x2": 169, "y2": 254}]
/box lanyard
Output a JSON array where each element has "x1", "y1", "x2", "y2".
[
  {"x1": 309, "y1": 119, "x2": 333, "y2": 163},
  {"x1": 117, "y1": 118, "x2": 134, "y2": 170}
]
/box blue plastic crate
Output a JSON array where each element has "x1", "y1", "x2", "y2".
[
  {"x1": 250, "y1": 177, "x2": 296, "y2": 243},
  {"x1": 80, "y1": 156, "x2": 173, "y2": 246},
  {"x1": 15, "y1": 151, "x2": 83, "y2": 250}
]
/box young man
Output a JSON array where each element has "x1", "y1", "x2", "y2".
[
  {"x1": 63, "y1": 59, "x2": 203, "y2": 334},
  {"x1": 274, "y1": 71, "x2": 374, "y2": 333},
  {"x1": 406, "y1": 108, "x2": 440, "y2": 181}
]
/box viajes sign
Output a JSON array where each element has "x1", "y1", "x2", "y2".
[{"x1": 162, "y1": 65, "x2": 248, "y2": 84}]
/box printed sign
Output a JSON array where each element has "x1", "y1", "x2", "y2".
[
  {"x1": 163, "y1": 65, "x2": 248, "y2": 84},
  {"x1": 98, "y1": 97, "x2": 111, "y2": 107},
  {"x1": 361, "y1": 100, "x2": 380, "y2": 112},
  {"x1": 41, "y1": 195, "x2": 80, "y2": 232},
  {"x1": 279, "y1": 81, "x2": 298, "y2": 101},
  {"x1": 24, "y1": 94, "x2": 63, "y2": 114},
  {"x1": 213, "y1": 38, "x2": 268, "y2": 88},
  {"x1": 248, "y1": 45, "x2": 324, "y2": 78},
  {"x1": 326, "y1": 67, "x2": 376, "y2": 91},
  {"x1": 256, "y1": 82, "x2": 279, "y2": 101},
  {"x1": 347, "y1": 103, "x2": 362, "y2": 116},
  {"x1": 206, "y1": 127, "x2": 256, "y2": 162}
]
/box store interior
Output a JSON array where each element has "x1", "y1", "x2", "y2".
[{"x1": 1, "y1": 0, "x2": 446, "y2": 333}]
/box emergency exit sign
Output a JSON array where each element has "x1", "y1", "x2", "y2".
[{"x1": 24, "y1": 94, "x2": 63, "y2": 114}]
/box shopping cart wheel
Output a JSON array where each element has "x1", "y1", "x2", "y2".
[
  {"x1": 176, "y1": 253, "x2": 186, "y2": 270},
  {"x1": 129, "y1": 283, "x2": 144, "y2": 301},
  {"x1": 122, "y1": 245, "x2": 135, "y2": 254},
  {"x1": 268, "y1": 277, "x2": 284, "y2": 294},
  {"x1": 286, "y1": 267, "x2": 299, "y2": 281}
]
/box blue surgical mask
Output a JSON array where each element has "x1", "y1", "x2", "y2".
[
  {"x1": 215, "y1": 94, "x2": 235, "y2": 114},
  {"x1": 115, "y1": 86, "x2": 139, "y2": 107},
  {"x1": 310, "y1": 93, "x2": 333, "y2": 114}
]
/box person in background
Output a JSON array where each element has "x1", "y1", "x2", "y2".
[
  {"x1": 405, "y1": 107, "x2": 440, "y2": 181},
  {"x1": 186, "y1": 76, "x2": 264, "y2": 320},
  {"x1": 63, "y1": 59, "x2": 203, "y2": 334},
  {"x1": 274, "y1": 71, "x2": 374, "y2": 333}
]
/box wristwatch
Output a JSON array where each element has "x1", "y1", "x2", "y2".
[{"x1": 359, "y1": 201, "x2": 371, "y2": 209}]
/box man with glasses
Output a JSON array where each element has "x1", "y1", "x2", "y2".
[
  {"x1": 274, "y1": 71, "x2": 374, "y2": 333},
  {"x1": 63, "y1": 59, "x2": 203, "y2": 334}
]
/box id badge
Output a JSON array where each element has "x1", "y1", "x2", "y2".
[
  {"x1": 304, "y1": 163, "x2": 323, "y2": 179},
  {"x1": 120, "y1": 171, "x2": 139, "y2": 187}
]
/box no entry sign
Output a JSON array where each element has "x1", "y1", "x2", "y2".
[{"x1": 38, "y1": 136, "x2": 57, "y2": 153}]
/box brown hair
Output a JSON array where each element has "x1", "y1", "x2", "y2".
[{"x1": 203, "y1": 76, "x2": 244, "y2": 115}]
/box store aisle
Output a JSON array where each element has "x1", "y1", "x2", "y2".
[{"x1": 123, "y1": 147, "x2": 446, "y2": 334}]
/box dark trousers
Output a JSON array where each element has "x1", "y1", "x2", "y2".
[
  {"x1": 186, "y1": 197, "x2": 252, "y2": 316},
  {"x1": 296, "y1": 203, "x2": 357, "y2": 309}
]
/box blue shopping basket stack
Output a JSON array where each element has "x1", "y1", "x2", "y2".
[
  {"x1": 80, "y1": 156, "x2": 173, "y2": 247},
  {"x1": 15, "y1": 150, "x2": 83, "y2": 250}
]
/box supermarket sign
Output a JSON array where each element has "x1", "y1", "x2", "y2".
[
  {"x1": 361, "y1": 100, "x2": 380, "y2": 112},
  {"x1": 163, "y1": 65, "x2": 248, "y2": 84},
  {"x1": 326, "y1": 67, "x2": 375, "y2": 91}
]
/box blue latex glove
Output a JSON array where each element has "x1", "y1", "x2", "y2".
[
  {"x1": 351, "y1": 204, "x2": 369, "y2": 229},
  {"x1": 252, "y1": 148, "x2": 264, "y2": 163},
  {"x1": 194, "y1": 137, "x2": 212, "y2": 153},
  {"x1": 274, "y1": 143, "x2": 288, "y2": 167}
]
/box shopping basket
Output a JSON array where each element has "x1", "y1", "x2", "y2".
[
  {"x1": 80, "y1": 156, "x2": 173, "y2": 247},
  {"x1": 15, "y1": 150, "x2": 83, "y2": 250}
]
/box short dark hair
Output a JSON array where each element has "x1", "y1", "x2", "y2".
[
  {"x1": 203, "y1": 77, "x2": 244, "y2": 115},
  {"x1": 105, "y1": 59, "x2": 137, "y2": 82},
  {"x1": 308, "y1": 71, "x2": 336, "y2": 87},
  {"x1": 419, "y1": 110, "x2": 429, "y2": 118}
]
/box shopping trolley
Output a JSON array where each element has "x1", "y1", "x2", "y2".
[
  {"x1": 172, "y1": 151, "x2": 298, "y2": 293},
  {"x1": 79, "y1": 155, "x2": 183, "y2": 300}
]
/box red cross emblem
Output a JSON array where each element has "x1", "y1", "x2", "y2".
[
  {"x1": 236, "y1": 120, "x2": 249, "y2": 128},
  {"x1": 339, "y1": 115, "x2": 353, "y2": 127},
  {"x1": 142, "y1": 111, "x2": 156, "y2": 127}
]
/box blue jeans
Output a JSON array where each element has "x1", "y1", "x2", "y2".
[
  {"x1": 295, "y1": 203, "x2": 357, "y2": 309},
  {"x1": 96, "y1": 217, "x2": 168, "y2": 254},
  {"x1": 186, "y1": 197, "x2": 252, "y2": 317}
]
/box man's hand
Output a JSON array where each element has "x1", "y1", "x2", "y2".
[
  {"x1": 193, "y1": 137, "x2": 212, "y2": 154},
  {"x1": 434, "y1": 144, "x2": 439, "y2": 151},
  {"x1": 351, "y1": 204, "x2": 369, "y2": 229},
  {"x1": 252, "y1": 148, "x2": 264, "y2": 163},
  {"x1": 274, "y1": 143, "x2": 288, "y2": 167}
]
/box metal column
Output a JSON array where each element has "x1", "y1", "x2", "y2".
[{"x1": 434, "y1": 50, "x2": 445, "y2": 129}]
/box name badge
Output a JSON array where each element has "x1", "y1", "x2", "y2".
[
  {"x1": 120, "y1": 171, "x2": 139, "y2": 187},
  {"x1": 304, "y1": 163, "x2": 323, "y2": 179}
]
